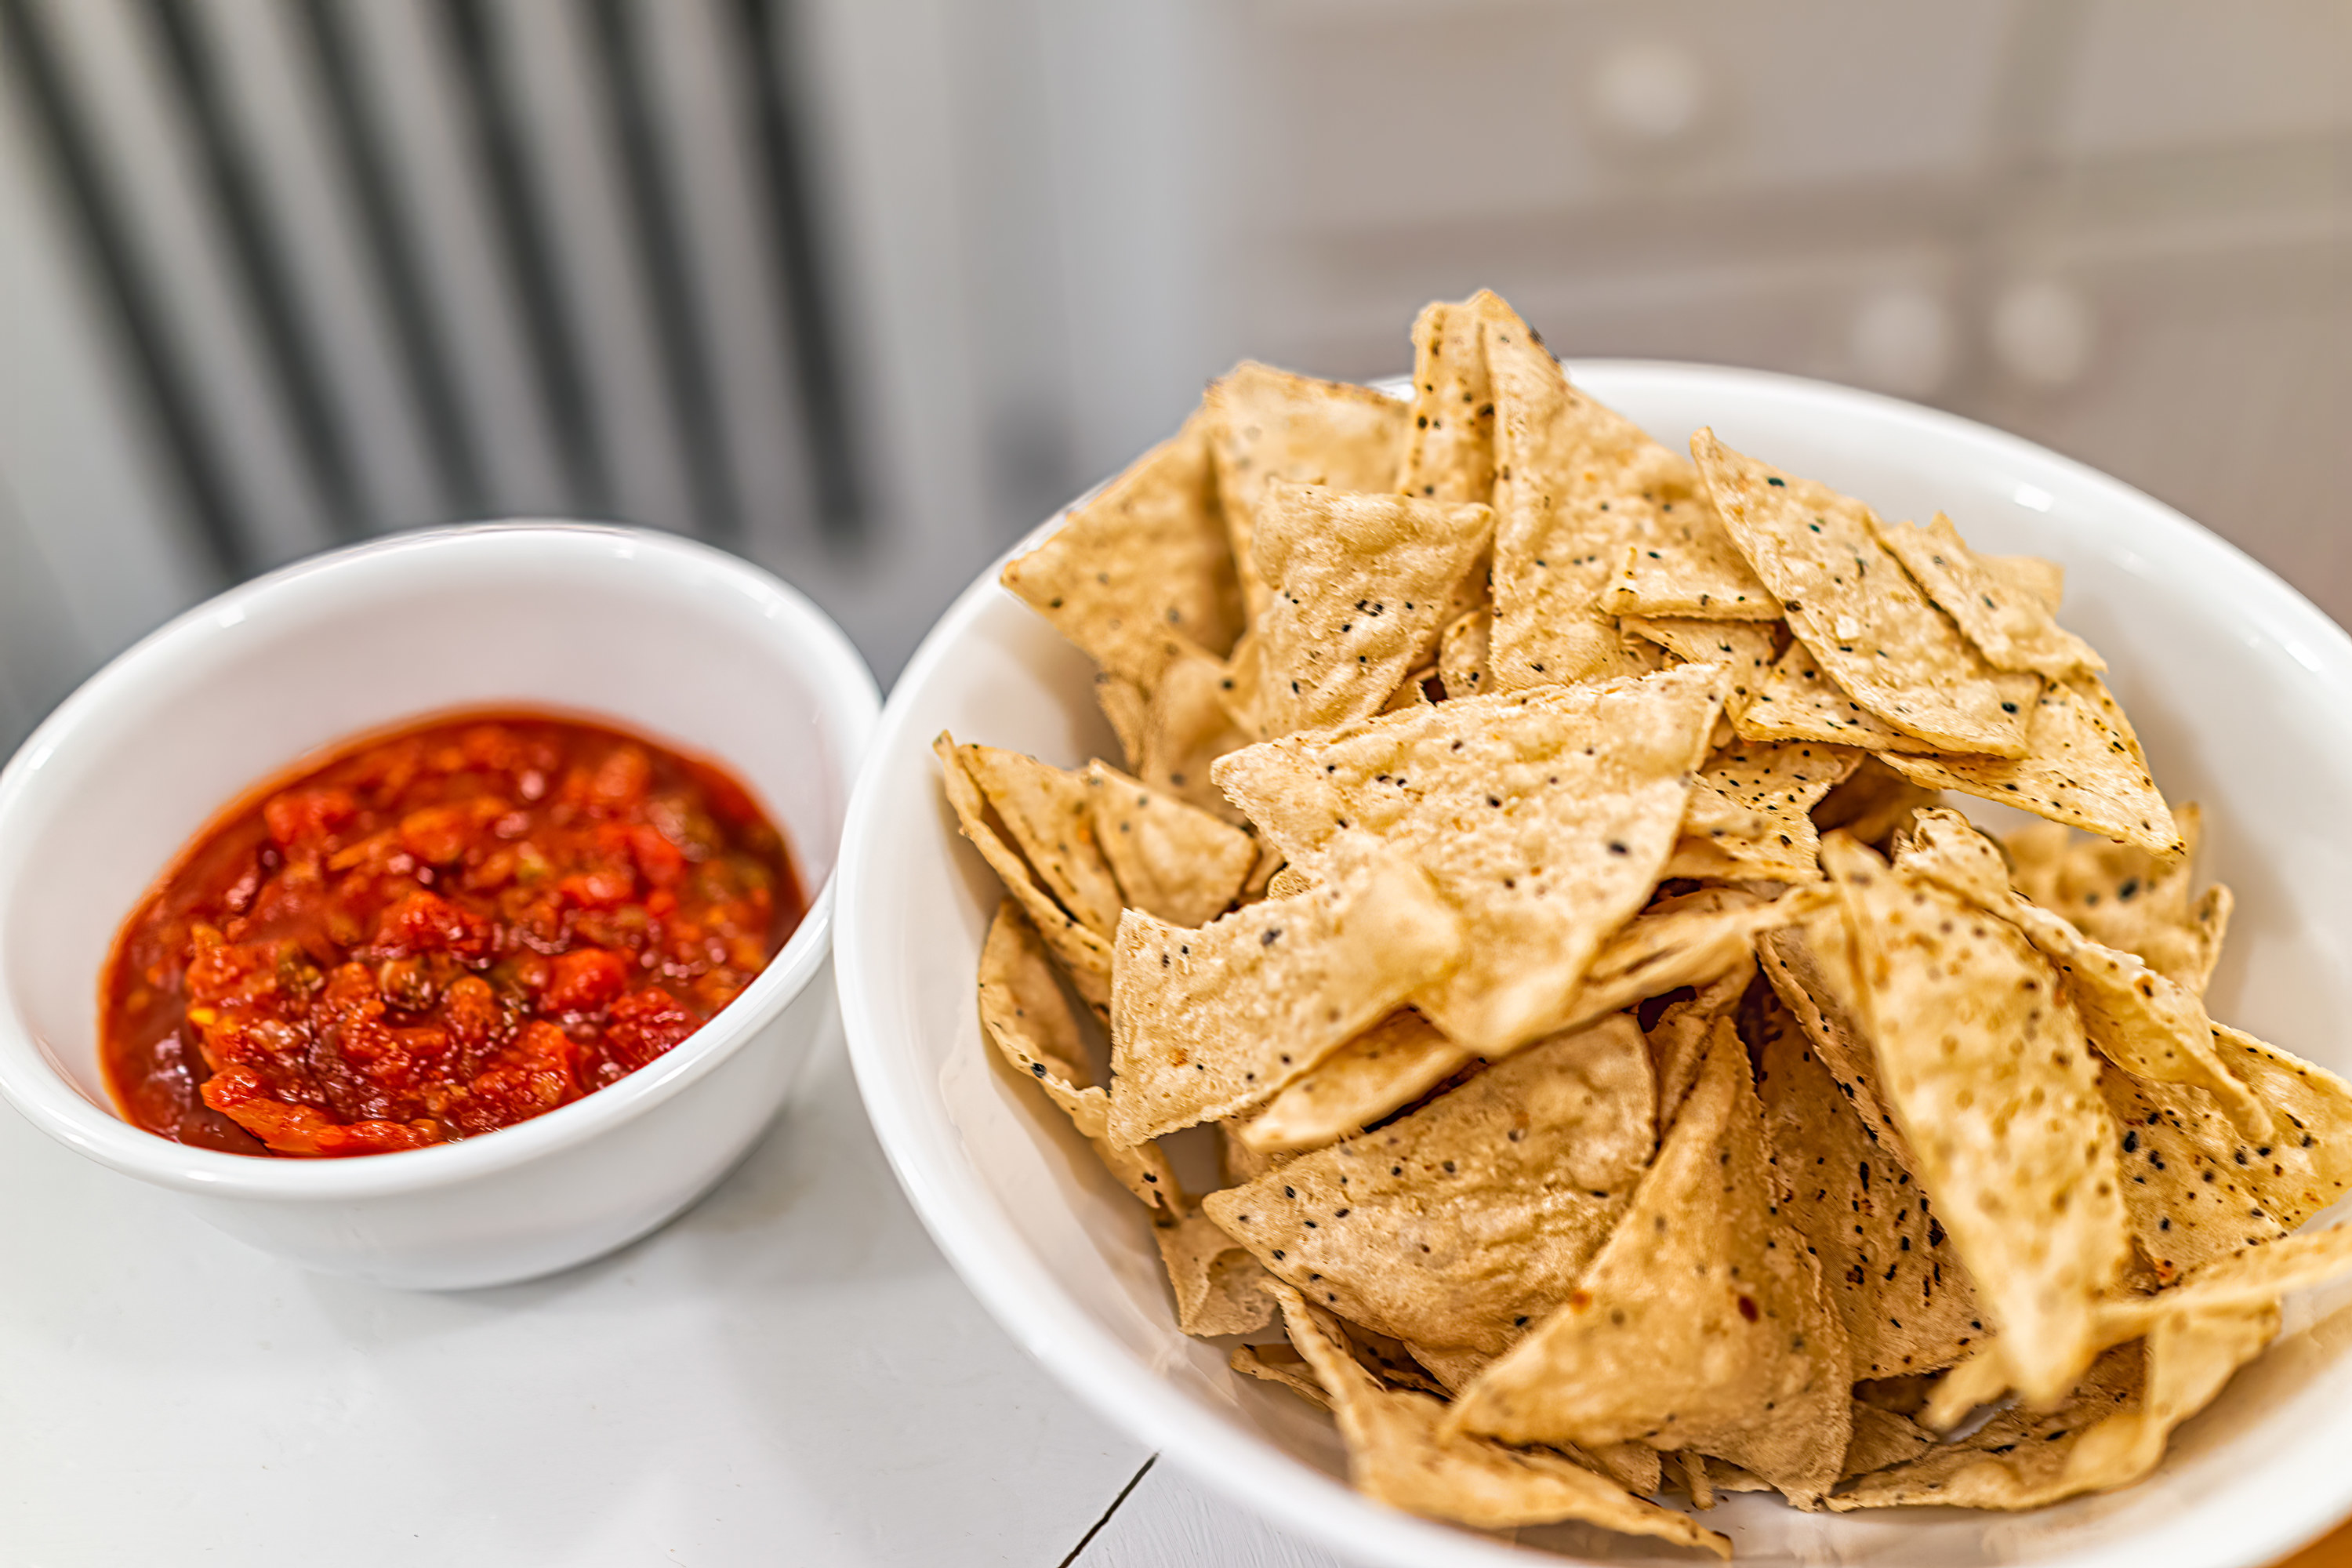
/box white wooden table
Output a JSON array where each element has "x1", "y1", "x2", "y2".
[{"x1": 0, "y1": 1018, "x2": 1349, "y2": 1567}]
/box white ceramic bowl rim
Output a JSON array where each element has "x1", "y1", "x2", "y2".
[
  {"x1": 0, "y1": 521, "x2": 877, "y2": 1203},
  {"x1": 837, "y1": 363, "x2": 2352, "y2": 1568}
]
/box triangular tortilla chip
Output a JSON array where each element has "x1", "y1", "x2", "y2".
[
  {"x1": 2101, "y1": 1026, "x2": 2352, "y2": 1282},
  {"x1": 1447, "y1": 1027, "x2": 1852, "y2": 1505},
  {"x1": 1734, "y1": 638, "x2": 1936, "y2": 751},
  {"x1": 1439, "y1": 607, "x2": 1492, "y2": 699},
  {"x1": 1573, "y1": 885, "x2": 1825, "y2": 1034},
  {"x1": 1214, "y1": 666, "x2": 1723, "y2": 1054},
  {"x1": 1155, "y1": 1207, "x2": 1276, "y2": 1336},
  {"x1": 1107, "y1": 834, "x2": 1464, "y2": 1143},
  {"x1": 1896, "y1": 809, "x2": 2265, "y2": 1136},
  {"x1": 1204, "y1": 1018, "x2": 1654, "y2": 1356},
  {"x1": 953, "y1": 743, "x2": 1126, "y2": 938},
  {"x1": 1230, "y1": 1342, "x2": 1332, "y2": 1410},
  {"x1": 1693, "y1": 430, "x2": 2042, "y2": 757},
  {"x1": 1755, "y1": 914, "x2": 1917, "y2": 1170},
  {"x1": 1270, "y1": 1286, "x2": 1730, "y2": 1554},
  {"x1": 1240, "y1": 1009, "x2": 1474, "y2": 1157},
  {"x1": 1755, "y1": 987, "x2": 1984, "y2": 1379},
  {"x1": 1251, "y1": 479, "x2": 1494, "y2": 737},
  {"x1": 938, "y1": 735, "x2": 1112, "y2": 1013},
  {"x1": 1083, "y1": 760, "x2": 1256, "y2": 927},
  {"x1": 2007, "y1": 805, "x2": 2228, "y2": 994},
  {"x1": 1875, "y1": 513, "x2": 2103, "y2": 679},
  {"x1": 978, "y1": 902, "x2": 1176, "y2": 1210},
  {"x1": 1987, "y1": 552, "x2": 2064, "y2": 614},
  {"x1": 1398, "y1": 291, "x2": 1511, "y2": 503},
  {"x1": 1000, "y1": 409, "x2": 1243, "y2": 689},
  {"x1": 1621, "y1": 617, "x2": 1784, "y2": 721},
  {"x1": 1094, "y1": 671, "x2": 1147, "y2": 771},
  {"x1": 1878, "y1": 676, "x2": 2181, "y2": 857},
  {"x1": 1206, "y1": 362, "x2": 1408, "y2": 624},
  {"x1": 1137, "y1": 645, "x2": 1254, "y2": 825},
  {"x1": 1646, "y1": 978, "x2": 1751, "y2": 1133},
  {"x1": 1675, "y1": 739, "x2": 1864, "y2": 881},
  {"x1": 1824, "y1": 836, "x2": 2128, "y2": 1407},
  {"x1": 1842, "y1": 1403, "x2": 1940, "y2": 1480},
  {"x1": 1812, "y1": 755, "x2": 1944, "y2": 848}
]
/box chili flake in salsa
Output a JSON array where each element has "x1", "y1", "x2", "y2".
[{"x1": 101, "y1": 712, "x2": 804, "y2": 1157}]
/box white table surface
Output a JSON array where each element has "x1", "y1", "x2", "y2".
[{"x1": 0, "y1": 1017, "x2": 1352, "y2": 1567}]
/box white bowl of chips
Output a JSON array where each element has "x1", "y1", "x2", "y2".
[{"x1": 837, "y1": 336, "x2": 2352, "y2": 1567}]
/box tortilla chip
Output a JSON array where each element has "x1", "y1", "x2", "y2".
[
  {"x1": 1824, "y1": 836, "x2": 2128, "y2": 1407},
  {"x1": 1621, "y1": 617, "x2": 1783, "y2": 721},
  {"x1": 1694, "y1": 430, "x2": 2042, "y2": 756},
  {"x1": 1987, "y1": 552, "x2": 2064, "y2": 614},
  {"x1": 1206, "y1": 362, "x2": 1409, "y2": 624},
  {"x1": 1230, "y1": 1341, "x2": 1331, "y2": 1410},
  {"x1": 1107, "y1": 834, "x2": 1464, "y2": 1143},
  {"x1": 978, "y1": 901, "x2": 1176, "y2": 1209},
  {"x1": 1382, "y1": 666, "x2": 1438, "y2": 714},
  {"x1": 1137, "y1": 645, "x2": 1254, "y2": 825},
  {"x1": 1675, "y1": 739, "x2": 1864, "y2": 881},
  {"x1": 1204, "y1": 1018, "x2": 1655, "y2": 1356},
  {"x1": 1000, "y1": 409, "x2": 1243, "y2": 688},
  {"x1": 1486, "y1": 328, "x2": 1769, "y2": 694},
  {"x1": 1448, "y1": 1026, "x2": 1852, "y2": 1504},
  {"x1": 1878, "y1": 676, "x2": 2180, "y2": 858},
  {"x1": 1755, "y1": 914, "x2": 1917, "y2": 1170},
  {"x1": 953, "y1": 743, "x2": 1126, "y2": 938},
  {"x1": 1646, "y1": 968, "x2": 1753, "y2": 1131},
  {"x1": 1841, "y1": 1403, "x2": 1940, "y2": 1480},
  {"x1": 2102, "y1": 1222, "x2": 2352, "y2": 1342},
  {"x1": 1812, "y1": 755, "x2": 1944, "y2": 848},
  {"x1": 1755, "y1": 986, "x2": 1984, "y2": 1379},
  {"x1": 1221, "y1": 1117, "x2": 1290, "y2": 1186},
  {"x1": 1438, "y1": 607, "x2": 1493, "y2": 699},
  {"x1": 2007, "y1": 805, "x2": 2227, "y2": 994},
  {"x1": 2102, "y1": 1026, "x2": 2352, "y2": 1282},
  {"x1": 1735, "y1": 639, "x2": 1934, "y2": 751},
  {"x1": 1572, "y1": 886, "x2": 1824, "y2": 1034},
  {"x1": 1261, "y1": 862, "x2": 1313, "y2": 902},
  {"x1": 1679, "y1": 1453, "x2": 1717, "y2": 1510},
  {"x1": 1240, "y1": 1009, "x2": 1475, "y2": 1156},
  {"x1": 1094, "y1": 672, "x2": 1148, "y2": 771},
  {"x1": 1156, "y1": 1208, "x2": 1277, "y2": 1336},
  {"x1": 1270, "y1": 1286, "x2": 1730, "y2": 1554},
  {"x1": 1214, "y1": 666, "x2": 1723, "y2": 1054},
  {"x1": 1251, "y1": 479, "x2": 1494, "y2": 737},
  {"x1": 1083, "y1": 760, "x2": 1256, "y2": 927},
  {"x1": 938, "y1": 735, "x2": 1112, "y2": 1013},
  {"x1": 1875, "y1": 513, "x2": 2103, "y2": 679},
  {"x1": 1398, "y1": 292, "x2": 1511, "y2": 503},
  {"x1": 1896, "y1": 808, "x2": 2265, "y2": 1138}
]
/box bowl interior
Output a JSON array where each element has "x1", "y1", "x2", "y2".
[
  {"x1": 0, "y1": 524, "x2": 870, "y2": 1117},
  {"x1": 842, "y1": 365, "x2": 2352, "y2": 1568}
]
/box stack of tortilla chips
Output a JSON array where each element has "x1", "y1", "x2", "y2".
[{"x1": 940, "y1": 291, "x2": 2352, "y2": 1556}]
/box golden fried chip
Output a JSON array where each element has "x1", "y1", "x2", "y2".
[
  {"x1": 1812, "y1": 755, "x2": 1944, "y2": 848},
  {"x1": 1447, "y1": 1027, "x2": 1852, "y2": 1504},
  {"x1": 2102, "y1": 1223, "x2": 2352, "y2": 1342},
  {"x1": 1572, "y1": 885, "x2": 1824, "y2": 1036},
  {"x1": 1271, "y1": 1286, "x2": 1731, "y2": 1554},
  {"x1": 953, "y1": 743, "x2": 1125, "y2": 938},
  {"x1": 1240, "y1": 1010, "x2": 1474, "y2": 1156},
  {"x1": 1897, "y1": 808, "x2": 2265, "y2": 1137},
  {"x1": 1083, "y1": 760, "x2": 1256, "y2": 927},
  {"x1": 1986, "y1": 552, "x2": 2064, "y2": 614},
  {"x1": 1156, "y1": 1208, "x2": 1276, "y2": 1336},
  {"x1": 1878, "y1": 676, "x2": 2180, "y2": 858},
  {"x1": 1107, "y1": 835, "x2": 1463, "y2": 1143},
  {"x1": 1205, "y1": 1018, "x2": 1654, "y2": 1356},
  {"x1": 1876, "y1": 514, "x2": 2103, "y2": 679},
  {"x1": 1438, "y1": 606, "x2": 1493, "y2": 699},
  {"x1": 1842, "y1": 1403, "x2": 1939, "y2": 1480},
  {"x1": 1825, "y1": 836, "x2": 2127, "y2": 1407},
  {"x1": 2007, "y1": 805, "x2": 2228, "y2": 994},
  {"x1": 1000, "y1": 409, "x2": 1243, "y2": 688},
  {"x1": 1694, "y1": 430, "x2": 2041, "y2": 757},
  {"x1": 1094, "y1": 671, "x2": 1148, "y2": 771},
  {"x1": 1755, "y1": 988, "x2": 1984, "y2": 1379},
  {"x1": 2102, "y1": 1027, "x2": 2352, "y2": 1282},
  {"x1": 978, "y1": 902, "x2": 1175, "y2": 1209},
  {"x1": 1221, "y1": 1116, "x2": 1290, "y2": 1186},
  {"x1": 1755, "y1": 913, "x2": 1916, "y2": 1168},
  {"x1": 1673, "y1": 739, "x2": 1864, "y2": 881},
  {"x1": 1621, "y1": 617, "x2": 1783, "y2": 720},
  {"x1": 1252, "y1": 479, "x2": 1494, "y2": 737},
  {"x1": 1398, "y1": 291, "x2": 1512, "y2": 503},
  {"x1": 938, "y1": 734, "x2": 1112, "y2": 1013},
  {"x1": 1734, "y1": 639, "x2": 1933, "y2": 751},
  {"x1": 1230, "y1": 1342, "x2": 1332, "y2": 1410},
  {"x1": 1214, "y1": 666, "x2": 1723, "y2": 1054},
  {"x1": 1206, "y1": 362, "x2": 1409, "y2": 623},
  {"x1": 1645, "y1": 972, "x2": 1751, "y2": 1131},
  {"x1": 1137, "y1": 645, "x2": 1254, "y2": 825}
]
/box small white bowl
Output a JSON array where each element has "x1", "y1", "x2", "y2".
[
  {"x1": 0, "y1": 523, "x2": 876, "y2": 1290},
  {"x1": 837, "y1": 365, "x2": 2352, "y2": 1568}
]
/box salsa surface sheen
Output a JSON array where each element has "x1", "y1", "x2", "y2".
[{"x1": 101, "y1": 711, "x2": 803, "y2": 1158}]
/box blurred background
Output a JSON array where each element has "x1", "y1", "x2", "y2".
[{"x1": 0, "y1": 0, "x2": 2345, "y2": 754}]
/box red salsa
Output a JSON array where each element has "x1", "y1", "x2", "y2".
[{"x1": 101, "y1": 712, "x2": 803, "y2": 1157}]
